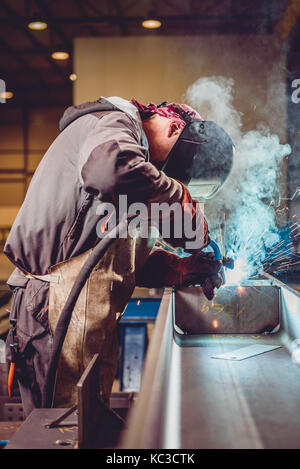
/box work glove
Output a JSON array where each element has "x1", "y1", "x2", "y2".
[
  {"x1": 180, "y1": 251, "x2": 225, "y2": 300},
  {"x1": 136, "y1": 249, "x2": 226, "y2": 300}
]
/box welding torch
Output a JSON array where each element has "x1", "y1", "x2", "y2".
[
  {"x1": 195, "y1": 239, "x2": 234, "y2": 300},
  {"x1": 209, "y1": 239, "x2": 234, "y2": 270},
  {"x1": 183, "y1": 239, "x2": 234, "y2": 300}
]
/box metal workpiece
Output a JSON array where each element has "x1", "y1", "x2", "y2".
[
  {"x1": 174, "y1": 284, "x2": 280, "y2": 338},
  {"x1": 121, "y1": 278, "x2": 300, "y2": 449}
]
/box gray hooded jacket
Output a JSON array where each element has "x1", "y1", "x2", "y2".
[{"x1": 4, "y1": 96, "x2": 187, "y2": 284}]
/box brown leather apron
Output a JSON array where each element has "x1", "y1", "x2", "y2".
[
  {"x1": 48, "y1": 237, "x2": 136, "y2": 407},
  {"x1": 47, "y1": 230, "x2": 157, "y2": 408}
]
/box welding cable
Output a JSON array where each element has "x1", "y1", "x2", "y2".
[{"x1": 42, "y1": 216, "x2": 129, "y2": 408}]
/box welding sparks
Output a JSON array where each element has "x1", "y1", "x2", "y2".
[
  {"x1": 223, "y1": 220, "x2": 300, "y2": 285},
  {"x1": 261, "y1": 223, "x2": 300, "y2": 275}
]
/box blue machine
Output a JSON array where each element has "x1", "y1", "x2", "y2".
[{"x1": 118, "y1": 298, "x2": 161, "y2": 392}]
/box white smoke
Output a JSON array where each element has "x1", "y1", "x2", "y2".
[{"x1": 184, "y1": 76, "x2": 291, "y2": 282}]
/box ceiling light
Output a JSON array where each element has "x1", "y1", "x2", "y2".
[
  {"x1": 51, "y1": 50, "x2": 70, "y2": 61},
  {"x1": 142, "y1": 8, "x2": 162, "y2": 30},
  {"x1": 142, "y1": 18, "x2": 162, "y2": 29},
  {"x1": 0, "y1": 91, "x2": 14, "y2": 100},
  {"x1": 69, "y1": 73, "x2": 77, "y2": 81},
  {"x1": 28, "y1": 20, "x2": 48, "y2": 31}
]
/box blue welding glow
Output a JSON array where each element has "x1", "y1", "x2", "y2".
[
  {"x1": 225, "y1": 258, "x2": 250, "y2": 285},
  {"x1": 185, "y1": 76, "x2": 293, "y2": 283}
]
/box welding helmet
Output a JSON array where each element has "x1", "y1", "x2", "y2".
[{"x1": 161, "y1": 105, "x2": 234, "y2": 202}]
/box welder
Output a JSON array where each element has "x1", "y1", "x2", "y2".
[{"x1": 3, "y1": 96, "x2": 234, "y2": 417}]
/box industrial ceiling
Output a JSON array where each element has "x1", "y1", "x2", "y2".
[{"x1": 0, "y1": 0, "x2": 299, "y2": 106}]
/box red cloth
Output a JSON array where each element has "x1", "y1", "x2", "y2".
[{"x1": 131, "y1": 98, "x2": 203, "y2": 129}]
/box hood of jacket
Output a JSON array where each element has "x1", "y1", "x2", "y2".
[{"x1": 59, "y1": 96, "x2": 142, "y2": 132}]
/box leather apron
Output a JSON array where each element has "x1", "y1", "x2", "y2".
[
  {"x1": 48, "y1": 237, "x2": 136, "y2": 407},
  {"x1": 48, "y1": 230, "x2": 157, "y2": 408}
]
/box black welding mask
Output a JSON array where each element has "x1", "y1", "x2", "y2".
[{"x1": 161, "y1": 107, "x2": 234, "y2": 202}]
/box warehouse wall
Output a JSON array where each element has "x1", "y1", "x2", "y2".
[
  {"x1": 0, "y1": 106, "x2": 65, "y2": 280},
  {"x1": 0, "y1": 106, "x2": 64, "y2": 206},
  {"x1": 73, "y1": 35, "x2": 287, "y2": 139}
]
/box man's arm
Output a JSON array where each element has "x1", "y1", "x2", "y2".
[
  {"x1": 80, "y1": 111, "x2": 209, "y2": 250},
  {"x1": 136, "y1": 248, "x2": 224, "y2": 300}
]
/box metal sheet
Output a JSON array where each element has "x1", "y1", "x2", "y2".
[
  {"x1": 119, "y1": 324, "x2": 147, "y2": 392},
  {"x1": 77, "y1": 354, "x2": 126, "y2": 449},
  {"x1": 5, "y1": 409, "x2": 78, "y2": 449},
  {"x1": 174, "y1": 284, "x2": 279, "y2": 337},
  {"x1": 178, "y1": 342, "x2": 300, "y2": 449},
  {"x1": 211, "y1": 343, "x2": 281, "y2": 360}
]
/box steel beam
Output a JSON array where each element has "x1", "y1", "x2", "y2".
[
  {"x1": 122, "y1": 281, "x2": 300, "y2": 449},
  {"x1": 37, "y1": 0, "x2": 73, "y2": 50},
  {"x1": 0, "y1": 36, "x2": 45, "y2": 86},
  {"x1": 0, "y1": 0, "x2": 69, "y2": 84}
]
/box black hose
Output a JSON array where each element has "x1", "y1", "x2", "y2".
[{"x1": 42, "y1": 217, "x2": 128, "y2": 408}]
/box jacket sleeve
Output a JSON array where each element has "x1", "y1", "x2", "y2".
[
  {"x1": 80, "y1": 111, "x2": 181, "y2": 204},
  {"x1": 80, "y1": 110, "x2": 209, "y2": 251},
  {"x1": 135, "y1": 249, "x2": 185, "y2": 288},
  {"x1": 136, "y1": 248, "x2": 223, "y2": 301}
]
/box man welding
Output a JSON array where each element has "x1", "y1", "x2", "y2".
[{"x1": 4, "y1": 96, "x2": 234, "y2": 417}]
